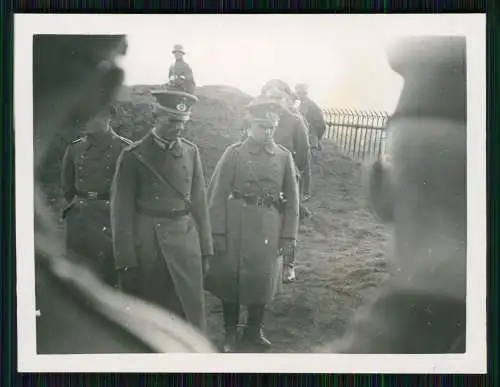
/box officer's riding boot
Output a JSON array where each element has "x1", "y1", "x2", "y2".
[
  {"x1": 242, "y1": 304, "x2": 272, "y2": 348},
  {"x1": 222, "y1": 302, "x2": 240, "y2": 353}
]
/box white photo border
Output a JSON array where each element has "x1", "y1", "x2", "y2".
[{"x1": 15, "y1": 13, "x2": 487, "y2": 373}]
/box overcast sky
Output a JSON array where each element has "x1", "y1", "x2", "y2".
[{"x1": 24, "y1": 13, "x2": 482, "y2": 113}]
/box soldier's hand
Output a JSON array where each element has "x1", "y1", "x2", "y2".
[
  {"x1": 278, "y1": 239, "x2": 296, "y2": 259},
  {"x1": 303, "y1": 194, "x2": 311, "y2": 202},
  {"x1": 212, "y1": 234, "x2": 227, "y2": 253},
  {"x1": 202, "y1": 255, "x2": 211, "y2": 276}
]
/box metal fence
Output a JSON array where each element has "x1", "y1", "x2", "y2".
[{"x1": 322, "y1": 109, "x2": 389, "y2": 160}]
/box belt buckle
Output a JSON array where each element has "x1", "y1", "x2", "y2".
[
  {"x1": 256, "y1": 197, "x2": 264, "y2": 207},
  {"x1": 88, "y1": 191, "x2": 98, "y2": 200}
]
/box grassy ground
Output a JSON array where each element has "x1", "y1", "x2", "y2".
[{"x1": 204, "y1": 141, "x2": 392, "y2": 352}]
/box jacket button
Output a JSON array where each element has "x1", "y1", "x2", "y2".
[{"x1": 155, "y1": 196, "x2": 159, "y2": 200}]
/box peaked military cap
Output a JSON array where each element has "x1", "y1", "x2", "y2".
[
  {"x1": 387, "y1": 36, "x2": 467, "y2": 121},
  {"x1": 151, "y1": 89, "x2": 198, "y2": 120},
  {"x1": 172, "y1": 44, "x2": 186, "y2": 54},
  {"x1": 245, "y1": 99, "x2": 286, "y2": 126}
]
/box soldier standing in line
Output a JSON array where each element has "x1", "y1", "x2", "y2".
[
  {"x1": 260, "y1": 86, "x2": 312, "y2": 282},
  {"x1": 168, "y1": 44, "x2": 196, "y2": 94},
  {"x1": 111, "y1": 86, "x2": 213, "y2": 333},
  {"x1": 204, "y1": 99, "x2": 300, "y2": 353},
  {"x1": 327, "y1": 36, "x2": 467, "y2": 353},
  {"x1": 261, "y1": 84, "x2": 312, "y2": 202},
  {"x1": 61, "y1": 104, "x2": 132, "y2": 287},
  {"x1": 294, "y1": 83, "x2": 327, "y2": 156}
]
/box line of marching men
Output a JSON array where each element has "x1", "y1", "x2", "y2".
[{"x1": 59, "y1": 46, "x2": 327, "y2": 353}]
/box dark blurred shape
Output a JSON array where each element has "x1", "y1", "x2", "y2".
[
  {"x1": 329, "y1": 35, "x2": 467, "y2": 354},
  {"x1": 388, "y1": 35, "x2": 467, "y2": 122}
]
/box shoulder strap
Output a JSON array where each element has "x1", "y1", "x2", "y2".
[{"x1": 128, "y1": 148, "x2": 192, "y2": 208}]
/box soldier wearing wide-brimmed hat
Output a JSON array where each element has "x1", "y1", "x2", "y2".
[
  {"x1": 168, "y1": 44, "x2": 196, "y2": 94},
  {"x1": 205, "y1": 98, "x2": 300, "y2": 352},
  {"x1": 61, "y1": 102, "x2": 132, "y2": 288},
  {"x1": 111, "y1": 86, "x2": 213, "y2": 333}
]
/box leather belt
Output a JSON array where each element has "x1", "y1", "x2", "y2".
[
  {"x1": 232, "y1": 191, "x2": 279, "y2": 210},
  {"x1": 76, "y1": 191, "x2": 110, "y2": 201},
  {"x1": 137, "y1": 206, "x2": 191, "y2": 219}
]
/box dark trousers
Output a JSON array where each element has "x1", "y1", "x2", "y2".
[{"x1": 222, "y1": 302, "x2": 266, "y2": 328}]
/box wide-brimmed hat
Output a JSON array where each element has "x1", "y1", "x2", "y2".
[
  {"x1": 151, "y1": 89, "x2": 198, "y2": 120},
  {"x1": 172, "y1": 44, "x2": 186, "y2": 54},
  {"x1": 294, "y1": 83, "x2": 308, "y2": 94}
]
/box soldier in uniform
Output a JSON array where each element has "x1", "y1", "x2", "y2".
[
  {"x1": 261, "y1": 86, "x2": 312, "y2": 282},
  {"x1": 111, "y1": 87, "x2": 213, "y2": 333},
  {"x1": 34, "y1": 35, "x2": 216, "y2": 354},
  {"x1": 294, "y1": 83, "x2": 327, "y2": 155},
  {"x1": 61, "y1": 104, "x2": 132, "y2": 287},
  {"x1": 168, "y1": 44, "x2": 196, "y2": 94},
  {"x1": 204, "y1": 99, "x2": 300, "y2": 352},
  {"x1": 327, "y1": 36, "x2": 467, "y2": 353}
]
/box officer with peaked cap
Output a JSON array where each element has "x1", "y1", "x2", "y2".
[
  {"x1": 61, "y1": 103, "x2": 133, "y2": 288},
  {"x1": 111, "y1": 85, "x2": 213, "y2": 333},
  {"x1": 33, "y1": 35, "x2": 216, "y2": 354},
  {"x1": 294, "y1": 83, "x2": 327, "y2": 154},
  {"x1": 168, "y1": 44, "x2": 196, "y2": 94},
  {"x1": 326, "y1": 36, "x2": 467, "y2": 354},
  {"x1": 205, "y1": 98, "x2": 300, "y2": 352}
]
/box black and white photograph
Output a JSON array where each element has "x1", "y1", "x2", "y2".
[{"x1": 15, "y1": 13, "x2": 486, "y2": 373}]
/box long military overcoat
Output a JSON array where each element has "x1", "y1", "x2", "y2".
[
  {"x1": 61, "y1": 128, "x2": 132, "y2": 285},
  {"x1": 204, "y1": 138, "x2": 300, "y2": 305},
  {"x1": 273, "y1": 109, "x2": 312, "y2": 196},
  {"x1": 111, "y1": 131, "x2": 213, "y2": 332}
]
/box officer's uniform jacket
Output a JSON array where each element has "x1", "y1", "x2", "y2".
[
  {"x1": 204, "y1": 138, "x2": 299, "y2": 305},
  {"x1": 60, "y1": 128, "x2": 132, "y2": 285},
  {"x1": 168, "y1": 59, "x2": 196, "y2": 94},
  {"x1": 111, "y1": 130, "x2": 213, "y2": 331}
]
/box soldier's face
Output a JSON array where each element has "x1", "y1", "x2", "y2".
[
  {"x1": 173, "y1": 51, "x2": 183, "y2": 60},
  {"x1": 248, "y1": 122, "x2": 275, "y2": 142},
  {"x1": 295, "y1": 90, "x2": 307, "y2": 100},
  {"x1": 82, "y1": 111, "x2": 110, "y2": 134}
]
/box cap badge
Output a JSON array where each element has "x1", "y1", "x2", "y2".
[{"x1": 176, "y1": 103, "x2": 187, "y2": 112}]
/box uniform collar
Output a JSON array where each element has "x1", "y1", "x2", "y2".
[
  {"x1": 246, "y1": 138, "x2": 275, "y2": 155},
  {"x1": 85, "y1": 129, "x2": 113, "y2": 150},
  {"x1": 151, "y1": 128, "x2": 183, "y2": 156}
]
